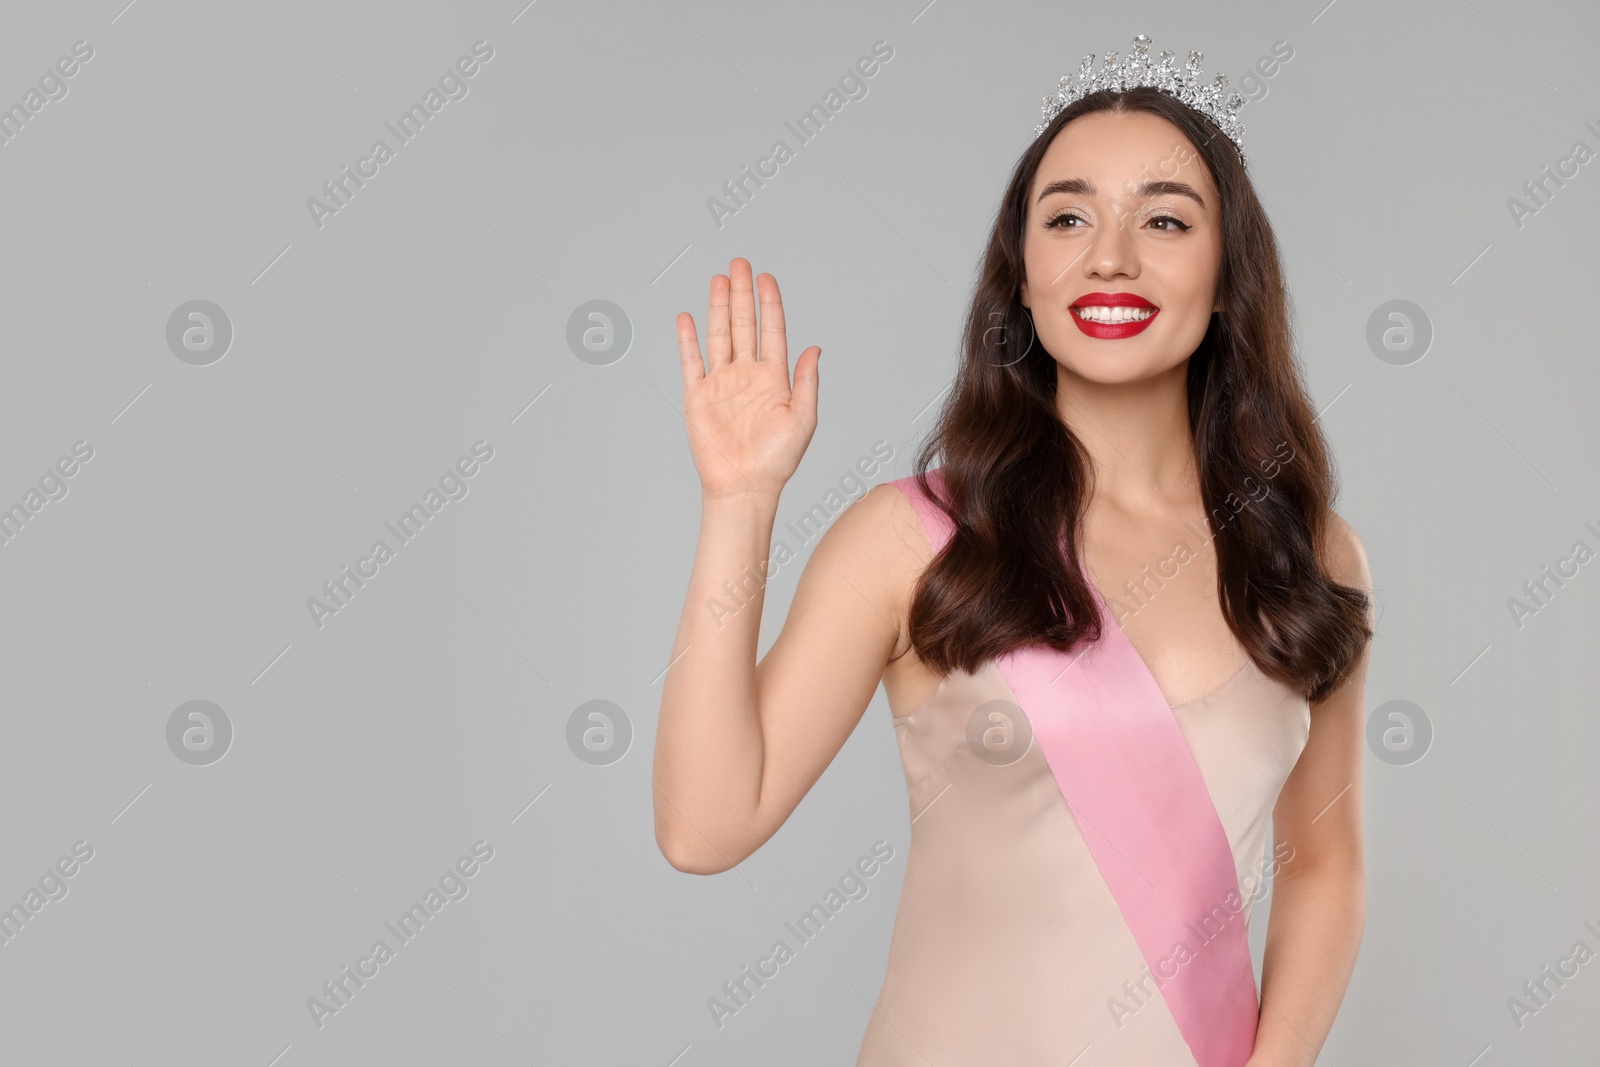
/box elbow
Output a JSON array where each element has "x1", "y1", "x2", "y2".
[
  {"x1": 656, "y1": 830, "x2": 736, "y2": 875},
  {"x1": 1276, "y1": 855, "x2": 1367, "y2": 909},
  {"x1": 661, "y1": 849, "x2": 729, "y2": 876},
  {"x1": 652, "y1": 776, "x2": 759, "y2": 874},
  {"x1": 653, "y1": 807, "x2": 750, "y2": 874}
]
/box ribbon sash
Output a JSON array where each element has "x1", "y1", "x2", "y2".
[{"x1": 892, "y1": 469, "x2": 1258, "y2": 1067}]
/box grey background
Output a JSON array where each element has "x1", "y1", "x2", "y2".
[{"x1": 0, "y1": 0, "x2": 1596, "y2": 1064}]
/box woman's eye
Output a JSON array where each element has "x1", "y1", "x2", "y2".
[{"x1": 1044, "y1": 211, "x2": 1191, "y2": 231}]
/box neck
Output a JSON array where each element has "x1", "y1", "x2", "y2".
[{"x1": 1053, "y1": 359, "x2": 1199, "y2": 514}]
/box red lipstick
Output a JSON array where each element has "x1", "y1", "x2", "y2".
[{"x1": 1069, "y1": 292, "x2": 1159, "y2": 339}]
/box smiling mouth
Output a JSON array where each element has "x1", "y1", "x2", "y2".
[{"x1": 1071, "y1": 305, "x2": 1157, "y2": 324}]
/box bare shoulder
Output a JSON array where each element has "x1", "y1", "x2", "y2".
[
  {"x1": 1319, "y1": 511, "x2": 1370, "y2": 589},
  {"x1": 1320, "y1": 510, "x2": 1375, "y2": 628},
  {"x1": 815, "y1": 479, "x2": 934, "y2": 566},
  {"x1": 804, "y1": 480, "x2": 935, "y2": 658}
]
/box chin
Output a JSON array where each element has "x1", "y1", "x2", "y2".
[
  {"x1": 1045, "y1": 341, "x2": 1163, "y2": 381},
  {"x1": 1060, "y1": 359, "x2": 1168, "y2": 385},
  {"x1": 1051, "y1": 334, "x2": 1204, "y2": 383}
]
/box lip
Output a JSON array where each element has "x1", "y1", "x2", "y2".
[{"x1": 1069, "y1": 291, "x2": 1159, "y2": 338}]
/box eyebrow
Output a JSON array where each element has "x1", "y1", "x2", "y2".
[{"x1": 1035, "y1": 177, "x2": 1206, "y2": 208}]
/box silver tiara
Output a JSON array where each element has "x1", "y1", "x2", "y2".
[{"x1": 1035, "y1": 34, "x2": 1248, "y2": 169}]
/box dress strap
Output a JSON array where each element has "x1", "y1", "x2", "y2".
[{"x1": 888, "y1": 467, "x2": 956, "y2": 556}]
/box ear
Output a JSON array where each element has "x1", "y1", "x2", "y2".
[{"x1": 1020, "y1": 279, "x2": 1030, "y2": 310}]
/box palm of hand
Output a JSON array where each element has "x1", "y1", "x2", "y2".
[{"x1": 676, "y1": 258, "x2": 822, "y2": 500}]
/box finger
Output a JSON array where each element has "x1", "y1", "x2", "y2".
[
  {"x1": 706, "y1": 272, "x2": 731, "y2": 369},
  {"x1": 756, "y1": 272, "x2": 789, "y2": 371},
  {"x1": 790, "y1": 345, "x2": 821, "y2": 424},
  {"x1": 729, "y1": 258, "x2": 757, "y2": 362},
  {"x1": 676, "y1": 311, "x2": 705, "y2": 388}
]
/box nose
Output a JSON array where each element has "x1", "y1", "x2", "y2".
[{"x1": 1084, "y1": 202, "x2": 1139, "y2": 280}]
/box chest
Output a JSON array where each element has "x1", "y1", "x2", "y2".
[{"x1": 1078, "y1": 505, "x2": 1248, "y2": 709}]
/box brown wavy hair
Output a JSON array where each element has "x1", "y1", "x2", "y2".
[{"x1": 906, "y1": 86, "x2": 1370, "y2": 704}]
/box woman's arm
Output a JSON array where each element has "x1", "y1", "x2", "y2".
[
  {"x1": 651, "y1": 258, "x2": 923, "y2": 875},
  {"x1": 1247, "y1": 514, "x2": 1373, "y2": 1066}
]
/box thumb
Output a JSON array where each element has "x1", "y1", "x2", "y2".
[{"x1": 790, "y1": 346, "x2": 821, "y2": 420}]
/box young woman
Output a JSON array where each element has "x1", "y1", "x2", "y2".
[{"x1": 654, "y1": 37, "x2": 1371, "y2": 1067}]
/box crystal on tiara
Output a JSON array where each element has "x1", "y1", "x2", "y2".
[{"x1": 1035, "y1": 34, "x2": 1249, "y2": 169}]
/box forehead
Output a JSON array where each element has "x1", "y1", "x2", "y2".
[{"x1": 1029, "y1": 109, "x2": 1216, "y2": 206}]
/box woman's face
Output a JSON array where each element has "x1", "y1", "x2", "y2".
[{"x1": 1019, "y1": 109, "x2": 1224, "y2": 384}]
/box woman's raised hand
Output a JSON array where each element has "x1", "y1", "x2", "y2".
[{"x1": 676, "y1": 258, "x2": 821, "y2": 501}]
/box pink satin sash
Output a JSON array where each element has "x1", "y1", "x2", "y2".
[{"x1": 891, "y1": 468, "x2": 1258, "y2": 1067}]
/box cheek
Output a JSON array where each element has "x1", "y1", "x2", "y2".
[
  {"x1": 1023, "y1": 242, "x2": 1073, "y2": 298},
  {"x1": 1159, "y1": 246, "x2": 1222, "y2": 313}
]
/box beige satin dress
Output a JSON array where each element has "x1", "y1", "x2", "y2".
[{"x1": 855, "y1": 655, "x2": 1311, "y2": 1065}]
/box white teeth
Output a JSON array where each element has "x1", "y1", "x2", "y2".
[{"x1": 1074, "y1": 305, "x2": 1155, "y2": 323}]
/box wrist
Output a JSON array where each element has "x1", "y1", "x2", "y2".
[{"x1": 701, "y1": 487, "x2": 782, "y2": 512}]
